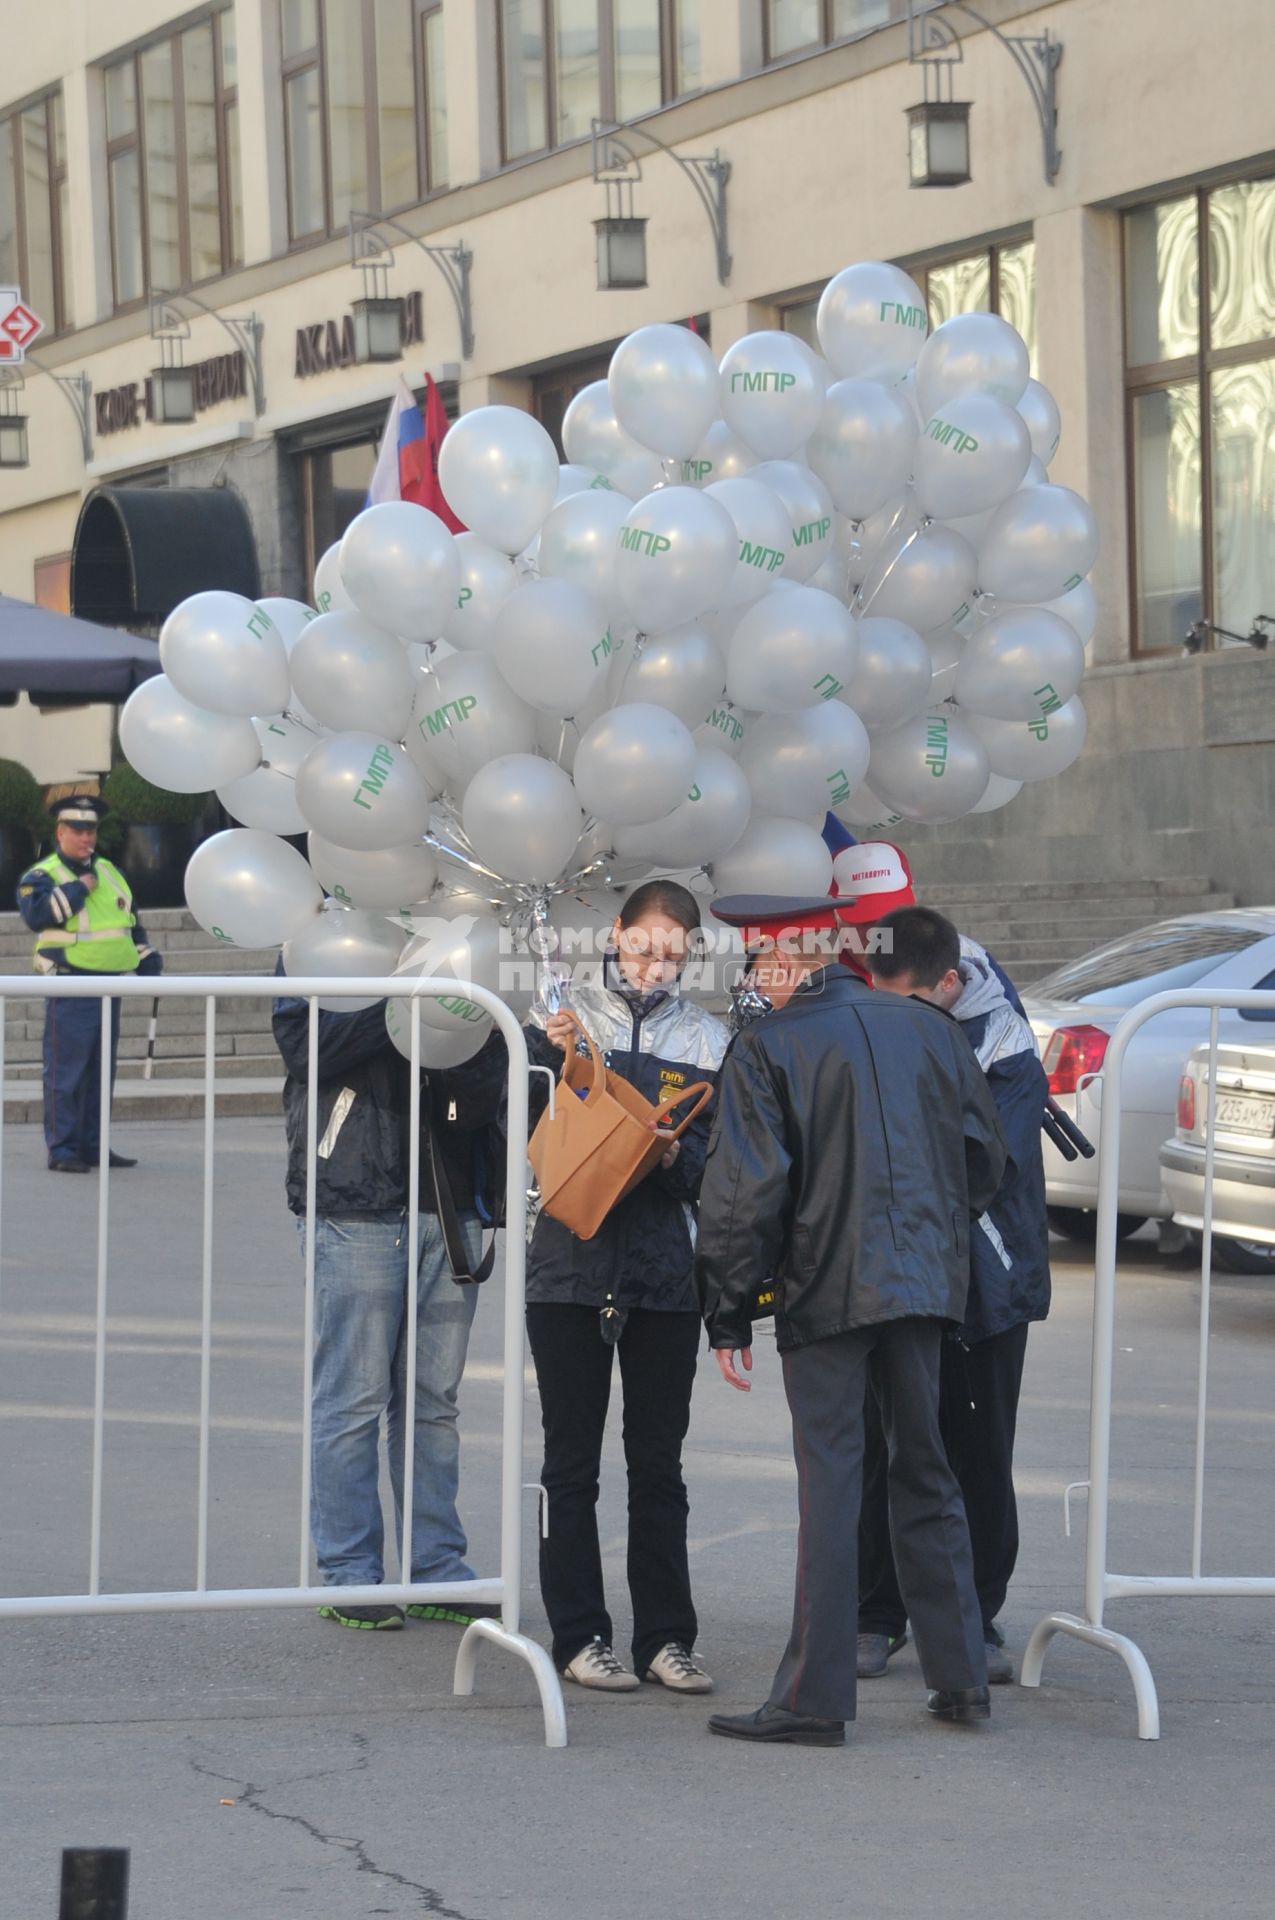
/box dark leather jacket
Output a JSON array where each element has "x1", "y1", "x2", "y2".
[{"x1": 695, "y1": 967, "x2": 1006, "y2": 1354}]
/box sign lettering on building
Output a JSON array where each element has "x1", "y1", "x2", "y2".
[
  {"x1": 294, "y1": 291, "x2": 424, "y2": 378},
  {"x1": 93, "y1": 350, "x2": 248, "y2": 437}
]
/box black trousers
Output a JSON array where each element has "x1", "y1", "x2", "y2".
[
  {"x1": 525, "y1": 1303, "x2": 700, "y2": 1672},
  {"x1": 770, "y1": 1318, "x2": 985, "y2": 1723},
  {"x1": 858, "y1": 1320, "x2": 1031, "y2": 1641}
]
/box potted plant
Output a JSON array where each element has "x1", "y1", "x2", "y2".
[
  {"x1": 0, "y1": 758, "x2": 46, "y2": 905},
  {"x1": 98, "y1": 764, "x2": 214, "y2": 909}
]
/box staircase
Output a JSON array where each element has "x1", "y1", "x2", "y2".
[
  {"x1": 918, "y1": 874, "x2": 1238, "y2": 990},
  {"x1": 0, "y1": 908, "x2": 283, "y2": 1121}
]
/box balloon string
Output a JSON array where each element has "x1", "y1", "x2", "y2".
[
  {"x1": 854, "y1": 511, "x2": 924, "y2": 619},
  {"x1": 281, "y1": 707, "x2": 323, "y2": 736}
]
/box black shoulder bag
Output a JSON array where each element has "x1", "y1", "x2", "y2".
[{"x1": 422, "y1": 1081, "x2": 505, "y2": 1285}]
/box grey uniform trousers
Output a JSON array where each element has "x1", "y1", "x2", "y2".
[{"x1": 769, "y1": 1316, "x2": 987, "y2": 1722}]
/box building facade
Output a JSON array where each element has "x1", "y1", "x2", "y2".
[{"x1": 0, "y1": 0, "x2": 1272, "y2": 895}]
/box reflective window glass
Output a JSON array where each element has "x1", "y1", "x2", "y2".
[
  {"x1": 183, "y1": 24, "x2": 222, "y2": 281},
  {"x1": 555, "y1": 0, "x2": 601, "y2": 144},
  {"x1": 375, "y1": 0, "x2": 418, "y2": 209},
  {"x1": 423, "y1": 6, "x2": 448, "y2": 188},
  {"x1": 0, "y1": 124, "x2": 17, "y2": 286},
  {"x1": 285, "y1": 66, "x2": 324, "y2": 236},
  {"x1": 19, "y1": 106, "x2": 53, "y2": 323},
  {"x1": 1208, "y1": 178, "x2": 1275, "y2": 352},
  {"x1": 324, "y1": 0, "x2": 368, "y2": 228},
  {"x1": 502, "y1": 0, "x2": 547, "y2": 158},
  {"x1": 110, "y1": 148, "x2": 144, "y2": 304},
  {"x1": 1211, "y1": 360, "x2": 1275, "y2": 639},
  {"x1": 674, "y1": 0, "x2": 701, "y2": 94},
  {"x1": 925, "y1": 252, "x2": 991, "y2": 330},
  {"x1": 998, "y1": 238, "x2": 1036, "y2": 368},
  {"x1": 1132, "y1": 382, "x2": 1203, "y2": 652},
  {"x1": 1125, "y1": 196, "x2": 1199, "y2": 365},
  {"x1": 615, "y1": 0, "x2": 662, "y2": 123},
  {"x1": 768, "y1": 0, "x2": 821, "y2": 55}
]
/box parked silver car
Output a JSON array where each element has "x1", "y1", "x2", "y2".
[{"x1": 1161, "y1": 1039, "x2": 1275, "y2": 1274}]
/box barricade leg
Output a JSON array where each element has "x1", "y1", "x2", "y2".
[
  {"x1": 454, "y1": 1617, "x2": 568, "y2": 1749},
  {"x1": 1020, "y1": 1612, "x2": 1161, "y2": 1740}
]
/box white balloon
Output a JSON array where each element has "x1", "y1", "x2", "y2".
[
  {"x1": 727, "y1": 586, "x2": 858, "y2": 713},
  {"x1": 978, "y1": 484, "x2": 1099, "y2": 604},
  {"x1": 678, "y1": 419, "x2": 758, "y2": 487},
  {"x1": 1017, "y1": 377, "x2": 1062, "y2": 464},
  {"x1": 185, "y1": 828, "x2": 323, "y2": 949},
  {"x1": 537, "y1": 488, "x2": 632, "y2": 612},
  {"x1": 965, "y1": 697, "x2": 1088, "y2": 782},
  {"x1": 1037, "y1": 577, "x2": 1098, "y2": 647},
  {"x1": 256, "y1": 597, "x2": 317, "y2": 647},
  {"x1": 840, "y1": 617, "x2": 933, "y2": 732},
  {"x1": 307, "y1": 833, "x2": 438, "y2": 910},
  {"x1": 289, "y1": 611, "x2": 416, "y2": 739},
  {"x1": 614, "y1": 747, "x2": 751, "y2": 867},
  {"x1": 385, "y1": 1000, "x2": 489, "y2": 1067},
  {"x1": 494, "y1": 577, "x2": 613, "y2": 719},
  {"x1": 555, "y1": 463, "x2": 606, "y2": 502},
  {"x1": 969, "y1": 771, "x2": 1024, "y2": 814},
  {"x1": 407, "y1": 649, "x2": 537, "y2": 790},
  {"x1": 868, "y1": 708, "x2": 991, "y2": 823},
  {"x1": 719, "y1": 330, "x2": 825, "y2": 459},
  {"x1": 120, "y1": 675, "x2": 261, "y2": 794},
  {"x1": 913, "y1": 395, "x2": 1032, "y2": 521},
  {"x1": 857, "y1": 522, "x2": 978, "y2": 633},
  {"x1": 916, "y1": 311, "x2": 1030, "y2": 415},
  {"x1": 694, "y1": 698, "x2": 753, "y2": 760},
  {"x1": 160, "y1": 591, "x2": 291, "y2": 718},
  {"x1": 283, "y1": 906, "x2": 408, "y2": 1011},
  {"x1": 954, "y1": 607, "x2": 1085, "y2": 721},
  {"x1": 463, "y1": 752, "x2": 584, "y2": 883},
  {"x1": 609, "y1": 322, "x2": 720, "y2": 458},
  {"x1": 924, "y1": 624, "x2": 965, "y2": 701},
  {"x1": 807, "y1": 379, "x2": 918, "y2": 520},
  {"x1": 439, "y1": 533, "x2": 518, "y2": 650},
  {"x1": 832, "y1": 781, "x2": 906, "y2": 834},
  {"x1": 750, "y1": 460, "x2": 835, "y2": 583},
  {"x1": 573, "y1": 703, "x2": 697, "y2": 828},
  {"x1": 562, "y1": 381, "x2": 667, "y2": 497},
  {"x1": 295, "y1": 733, "x2": 436, "y2": 851},
  {"x1": 704, "y1": 476, "x2": 793, "y2": 605},
  {"x1": 615, "y1": 486, "x2": 738, "y2": 632},
  {"x1": 708, "y1": 815, "x2": 834, "y2": 897},
  {"x1": 742, "y1": 702, "x2": 871, "y2": 819},
  {"x1": 438, "y1": 406, "x2": 559, "y2": 554},
  {"x1": 216, "y1": 714, "x2": 315, "y2": 835},
  {"x1": 390, "y1": 913, "x2": 504, "y2": 1036},
  {"x1": 817, "y1": 261, "x2": 929, "y2": 383},
  {"x1": 339, "y1": 501, "x2": 460, "y2": 641},
  {"x1": 313, "y1": 542, "x2": 358, "y2": 615},
  {"x1": 611, "y1": 622, "x2": 726, "y2": 728}
]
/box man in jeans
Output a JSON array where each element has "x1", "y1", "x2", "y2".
[{"x1": 273, "y1": 988, "x2": 506, "y2": 1630}]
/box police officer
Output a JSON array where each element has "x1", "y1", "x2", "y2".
[{"x1": 16, "y1": 795, "x2": 162, "y2": 1173}]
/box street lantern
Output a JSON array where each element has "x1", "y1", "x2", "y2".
[
  {"x1": 352, "y1": 295, "x2": 404, "y2": 363},
  {"x1": 148, "y1": 362, "x2": 196, "y2": 423},
  {"x1": 0, "y1": 409, "x2": 29, "y2": 467},
  {"x1": 906, "y1": 100, "x2": 971, "y2": 187},
  {"x1": 595, "y1": 215, "x2": 648, "y2": 291}
]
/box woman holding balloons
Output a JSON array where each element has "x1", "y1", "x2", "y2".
[{"x1": 523, "y1": 879, "x2": 729, "y2": 1696}]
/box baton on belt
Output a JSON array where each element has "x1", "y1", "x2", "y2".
[{"x1": 1043, "y1": 1096, "x2": 1095, "y2": 1162}]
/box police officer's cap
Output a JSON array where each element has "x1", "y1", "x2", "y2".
[{"x1": 49, "y1": 794, "x2": 107, "y2": 826}]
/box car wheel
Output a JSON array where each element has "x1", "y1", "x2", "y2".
[
  {"x1": 1047, "y1": 1205, "x2": 1150, "y2": 1244},
  {"x1": 1210, "y1": 1235, "x2": 1275, "y2": 1276}
]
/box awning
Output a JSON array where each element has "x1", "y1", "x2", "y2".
[
  {"x1": 0, "y1": 595, "x2": 162, "y2": 701},
  {"x1": 71, "y1": 485, "x2": 260, "y2": 627}
]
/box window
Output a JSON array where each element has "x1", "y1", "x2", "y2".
[
  {"x1": 1124, "y1": 176, "x2": 1275, "y2": 654},
  {"x1": 533, "y1": 351, "x2": 614, "y2": 454},
  {"x1": 281, "y1": 0, "x2": 448, "y2": 245},
  {"x1": 764, "y1": 0, "x2": 905, "y2": 62},
  {"x1": 499, "y1": 1, "x2": 695, "y2": 162},
  {"x1": 781, "y1": 237, "x2": 1036, "y2": 368},
  {"x1": 0, "y1": 91, "x2": 69, "y2": 335},
  {"x1": 299, "y1": 435, "x2": 381, "y2": 591},
  {"x1": 104, "y1": 10, "x2": 241, "y2": 309}
]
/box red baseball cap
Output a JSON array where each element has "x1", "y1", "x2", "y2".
[{"x1": 829, "y1": 842, "x2": 915, "y2": 924}]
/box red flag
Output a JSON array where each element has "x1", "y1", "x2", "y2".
[
  {"x1": 410, "y1": 373, "x2": 465, "y2": 531},
  {"x1": 687, "y1": 315, "x2": 700, "y2": 335}
]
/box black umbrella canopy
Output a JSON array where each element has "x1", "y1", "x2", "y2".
[{"x1": 0, "y1": 595, "x2": 161, "y2": 701}]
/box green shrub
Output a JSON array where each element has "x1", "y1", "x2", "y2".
[
  {"x1": 96, "y1": 764, "x2": 211, "y2": 855},
  {"x1": 0, "y1": 758, "x2": 46, "y2": 834}
]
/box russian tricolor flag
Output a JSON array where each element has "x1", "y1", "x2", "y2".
[{"x1": 367, "y1": 373, "x2": 465, "y2": 531}]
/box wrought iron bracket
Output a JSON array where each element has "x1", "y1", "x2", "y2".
[
  {"x1": 591, "y1": 119, "x2": 732, "y2": 285},
  {"x1": 906, "y1": 0, "x2": 1062, "y2": 184},
  {"x1": 149, "y1": 290, "x2": 266, "y2": 414},
  {"x1": 21, "y1": 353, "x2": 94, "y2": 462},
  {"x1": 349, "y1": 212, "x2": 474, "y2": 360}
]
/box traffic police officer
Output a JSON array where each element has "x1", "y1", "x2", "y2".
[{"x1": 16, "y1": 794, "x2": 162, "y2": 1173}]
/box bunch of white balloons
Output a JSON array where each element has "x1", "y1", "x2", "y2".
[{"x1": 120, "y1": 258, "x2": 1096, "y2": 1061}]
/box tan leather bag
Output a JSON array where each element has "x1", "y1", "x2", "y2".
[{"x1": 528, "y1": 1013, "x2": 714, "y2": 1242}]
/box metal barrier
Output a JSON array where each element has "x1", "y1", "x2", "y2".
[
  {"x1": 1021, "y1": 987, "x2": 1275, "y2": 1740},
  {"x1": 0, "y1": 972, "x2": 567, "y2": 1749}
]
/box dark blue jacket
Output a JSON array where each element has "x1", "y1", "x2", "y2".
[{"x1": 959, "y1": 1007, "x2": 1051, "y2": 1344}]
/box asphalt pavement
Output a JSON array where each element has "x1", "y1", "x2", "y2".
[{"x1": 1, "y1": 1116, "x2": 1273, "y2": 1920}]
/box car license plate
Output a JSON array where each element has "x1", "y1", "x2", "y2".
[{"x1": 1212, "y1": 1093, "x2": 1275, "y2": 1136}]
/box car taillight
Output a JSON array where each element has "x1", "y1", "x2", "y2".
[
  {"x1": 1177, "y1": 1074, "x2": 1196, "y2": 1132},
  {"x1": 1042, "y1": 1024, "x2": 1110, "y2": 1096}
]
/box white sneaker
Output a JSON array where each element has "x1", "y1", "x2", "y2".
[
  {"x1": 642, "y1": 1641, "x2": 714, "y2": 1694},
  {"x1": 562, "y1": 1638, "x2": 640, "y2": 1692}
]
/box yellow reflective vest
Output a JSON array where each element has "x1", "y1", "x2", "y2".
[{"x1": 28, "y1": 854, "x2": 143, "y2": 974}]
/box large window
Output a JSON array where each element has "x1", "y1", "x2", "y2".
[
  {"x1": 782, "y1": 237, "x2": 1036, "y2": 369},
  {"x1": 282, "y1": 0, "x2": 448, "y2": 245},
  {"x1": 500, "y1": 1, "x2": 701, "y2": 162},
  {"x1": 104, "y1": 11, "x2": 241, "y2": 308},
  {"x1": 764, "y1": 0, "x2": 906, "y2": 62},
  {"x1": 1125, "y1": 177, "x2": 1275, "y2": 654},
  {"x1": 0, "y1": 91, "x2": 68, "y2": 336}
]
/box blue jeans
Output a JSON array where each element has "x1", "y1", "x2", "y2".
[
  {"x1": 299, "y1": 1208, "x2": 482, "y2": 1588},
  {"x1": 43, "y1": 994, "x2": 122, "y2": 1164}
]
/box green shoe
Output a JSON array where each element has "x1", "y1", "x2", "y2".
[
  {"x1": 317, "y1": 1600, "x2": 405, "y2": 1630},
  {"x1": 405, "y1": 1602, "x2": 502, "y2": 1626}
]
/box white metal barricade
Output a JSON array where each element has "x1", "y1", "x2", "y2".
[
  {"x1": 1021, "y1": 987, "x2": 1275, "y2": 1740},
  {"x1": 0, "y1": 972, "x2": 567, "y2": 1749}
]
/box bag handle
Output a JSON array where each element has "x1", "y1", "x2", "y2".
[
  {"x1": 647, "y1": 1079, "x2": 714, "y2": 1141},
  {"x1": 558, "y1": 1011, "x2": 606, "y2": 1103},
  {"x1": 423, "y1": 1086, "x2": 496, "y2": 1286}
]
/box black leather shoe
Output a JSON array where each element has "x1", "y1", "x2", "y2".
[
  {"x1": 926, "y1": 1685, "x2": 991, "y2": 1723},
  {"x1": 49, "y1": 1157, "x2": 91, "y2": 1174},
  {"x1": 708, "y1": 1704, "x2": 845, "y2": 1747},
  {"x1": 106, "y1": 1151, "x2": 137, "y2": 1169}
]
